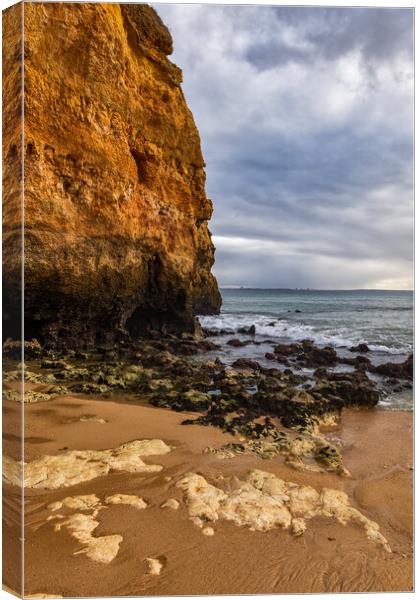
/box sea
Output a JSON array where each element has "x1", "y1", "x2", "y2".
[{"x1": 199, "y1": 289, "x2": 414, "y2": 411}]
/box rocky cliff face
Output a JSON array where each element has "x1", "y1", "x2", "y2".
[
  {"x1": 3, "y1": 3, "x2": 221, "y2": 346},
  {"x1": 2, "y1": 3, "x2": 23, "y2": 344}
]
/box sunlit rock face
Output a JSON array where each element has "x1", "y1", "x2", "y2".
[{"x1": 4, "y1": 3, "x2": 220, "y2": 345}]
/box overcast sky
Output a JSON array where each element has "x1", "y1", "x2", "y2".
[{"x1": 154, "y1": 4, "x2": 413, "y2": 290}]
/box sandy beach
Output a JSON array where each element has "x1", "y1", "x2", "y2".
[{"x1": 3, "y1": 384, "x2": 413, "y2": 596}]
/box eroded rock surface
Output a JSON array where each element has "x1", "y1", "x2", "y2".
[
  {"x1": 105, "y1": 493, "x2": 148, "y2": 510},
  {"x1": 56, "y1": 513, "x2": 123, "y2": 564},
  {"x1": 3, "y1": 3, "x2": 220, "y2": 345},
  {"x1": 177, "y1": 470, "x2": 391, "y2": 552},
  {"x1": 146, "y1": 558, "x2": 164, "y2": 576},
  {"x1": 2, "y1": 389, "x2": 52, "y2": 403},
  {"x1": 204, "y1": 430, "x2": 349, "y2": 477},
  {"x1": 48, "y1": 494, "x2": 102, "y2": 513},
  {"x1": 161, "y1": 498, "x2": 180, "y2": 510},
  {"x1": 3, "y1": 439, "x2": 171, "y2": 489},
  {"x1": 45, "y1": 491, "x2": 151, "y2": 564}
]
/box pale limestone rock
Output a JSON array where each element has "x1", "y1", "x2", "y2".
[
  {"x1": 146, "y1": 557, "x2": 163, "y2": 575},
  {"x1": 291, "y1": 518, "x2": 306, "y2": 536},
  {"x1": 287, "y1": 486, "x2": 320, "y2": 518},
  {"x1": 48, "y1": 494, "x2": 101, "y2": 513},
  {"x1": 219, "y1": 483, "x2": 292, "y2": 532},
  {"x1": 105, "y1": 494, "x2": 147, "y2": 510},
  {"x1": 3, "y1": 439, "x2": 171, "y2": 489},
  {"x1": 3, "y1": 456, "x2": 22, "y2": 487},
  {"x1": 160, "y1": 498, "x2": 180, "y2": 510},
  {"x1": 46, "y1": 491, "x2": 151, "y2": 563},
  {"x1": 56, "y1": 513, "x2": 122, "y2": 563},
  {"x1": 178, "y1": 470, "x2": 391, "y2": 552},
  {"x1": 202, "y1": 527, "x2": 215, "y2": 536},
  {"x1": 319, "y1": 488, "x2": 391, "y2": 550},
  {"x1": 177, "y1": 473, "x2": 226, "y2": 522}
]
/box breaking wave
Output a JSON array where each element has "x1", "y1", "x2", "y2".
[{"x1": 199, "y1": 313, "x2": 411, "y2": 355}]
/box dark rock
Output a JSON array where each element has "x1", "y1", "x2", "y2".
[
  {"x1": 70, "y1": 382, "x2": 110, "y2": 394},
  {"x1": 313, "y1": 367, "x2": 328, "y2": 379},
  {"x1": 41, "y1": 359, "x2": 70, "y2": 370},
  {"x1": 314, "y1": 370, "x2": 380, "y2": 408},
  {"x1": 202, "y1": 327, "x2": 235, "y2": 337},
  {"x1": 274, "y1": 343, "x2": 300, "y2": 356},
  {"x1": 273, "y1": 340, "x2": 338, "y2": 368},
  {"x1": 301, "y1": 339, "x2": 315, "y2": 350},
  {"x1": 232, "y1": 358, "x2": 261, "y2": 371},
  {"x1": 3, "y1": 338, "x2": 43, "y2": 360},
  {"x1": 335, "y1": 381, "x2": 380, "y2": 407},
  {"x1": 180, "y1": 389, "x2": 211, "y2": 411},
  {"x1": 237, "y1": 324, "x2": 256, "y2": 335},
  {"x1": 349, "y1": 343, "x2": 370, "y2": 353},
  {"x1": 374, "y1": 354, "x2": 413, "y2": 380},
  {"x1": 338, "y1": 355, "x2": 371, "y2": 371},
  {"x1": 150, "y1": 388, "x2": 211, "y2": 412},
  {"x1": 299, "y1": 345, "x2": 337, "y2": 367},
  {"x1": 55, "y1": 366, "x2": 90, "y2": 381},
  {"x1": 227, "y1": 338, "x2": 249, "y2": 347}
]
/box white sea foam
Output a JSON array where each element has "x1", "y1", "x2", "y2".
[{"x1": 199, "y1": 314, "x2": 410, "y2": 355}]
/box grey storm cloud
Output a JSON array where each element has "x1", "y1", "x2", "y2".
[{"x1": 154, "y1": 3, "x2": 414, "y2": 290}]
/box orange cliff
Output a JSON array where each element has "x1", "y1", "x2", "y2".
[{"x1": 3, "y1": 3, "x2": 221, "y2": 346}]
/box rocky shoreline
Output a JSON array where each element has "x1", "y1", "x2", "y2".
[
  {"x1": 2, "y1": 329, "x2": 414, "y2": 595},
  {"x1": 3, "y1": 330, "x2": 413, "y2": 476}
]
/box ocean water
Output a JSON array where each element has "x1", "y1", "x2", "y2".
[{"x1": 199, "y1": 289, "x2": 413, "y2": 410}]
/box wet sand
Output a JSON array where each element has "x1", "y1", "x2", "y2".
[{"x1": 3, "y1": 390, "x2": 413, "y2": 596}]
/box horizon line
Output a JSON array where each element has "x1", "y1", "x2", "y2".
[{"x1": 219, "y1": 286, "x2": 414, "y2": 292}]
